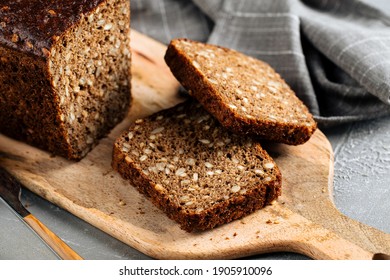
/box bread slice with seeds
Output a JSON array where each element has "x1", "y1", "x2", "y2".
[
  {"x1": 112, "y1": 100, "x2": 282, "y2": 232},
  {"x1": 164, "y1": 38, "x2": 317, "y2": 145}
]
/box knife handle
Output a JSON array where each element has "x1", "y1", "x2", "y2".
[{"x1": 24, "y1": 214, "x2": 83, "y2": 260}]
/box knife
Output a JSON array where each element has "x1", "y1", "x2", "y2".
[{"x1": 0, "y1": 167, "x2": 83, "y2": 260}]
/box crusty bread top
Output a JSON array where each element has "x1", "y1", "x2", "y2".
[
  {"x1": 0, "y1": 0, "x2": 108, "y2": 58},
  {"x1": 112, "y1": 100, "x2": 282, "y2": 231},
  {"x1": 165, "y1": 38, "x2": 317, "y2": 145}
]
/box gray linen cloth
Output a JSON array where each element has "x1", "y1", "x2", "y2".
[{"x1": 131, "y1": 0, "x2": 390, "y2": 127}]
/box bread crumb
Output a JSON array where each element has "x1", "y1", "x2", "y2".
[{"x1": 112, "y1": 100, "x2": 282, "y2": 232}]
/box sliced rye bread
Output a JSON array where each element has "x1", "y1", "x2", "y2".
[
  {"x1": 112, "y1": 100, "x2": 282, "y2": 232},
  {"x1": 164, "y1": 38, "x2": 317, "y2": 145}
]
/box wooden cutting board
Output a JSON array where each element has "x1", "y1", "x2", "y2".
[{"x1": 0, "y1": 30, "x2": 389, "y2": 260}]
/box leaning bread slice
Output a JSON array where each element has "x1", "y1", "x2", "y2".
[
  {"x1": 164, "y1": 38, "x2": 317, "y2": 145},
  {"x1": 112, "y1": 100, "x2": 282, "y2": 232}
]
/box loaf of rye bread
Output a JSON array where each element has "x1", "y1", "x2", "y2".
[
  {"x1": 165, "y1": 38, "x2": 317, "y2": 145},
  {"x1": 112, "y1": 100, "x2": 282, "y2": 232},
  {"x1": 0, "y1": 0, "x2": 131, "y2": 159}
]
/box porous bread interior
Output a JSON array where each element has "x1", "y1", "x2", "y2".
[
  {"x1": 172, "y1": 39, "x2": 315, "y2": 128},
  {"x1": 49, "y1": 0, "x2": 131, "y2": 158},
  {"x1": 117, "y1": 101, "x2": 280, "y2": 214}
]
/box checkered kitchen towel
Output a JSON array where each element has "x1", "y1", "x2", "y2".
[{"x1": 131, "y1": 0, "x2": 390, "y2": 127}]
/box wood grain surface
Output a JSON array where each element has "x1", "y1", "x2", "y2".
[
  {"x1": 24, "y1": 214, "x2": 83, "y2": 260},
  {"x1": 0, "y1": 30, "x2": 389, "y2": 260}
]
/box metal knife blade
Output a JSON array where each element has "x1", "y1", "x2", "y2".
[
  {"x1": 0, "y1": 167, "x2": 30, "y2": 218},
  {"x1": 0, "y1": 167, "x2": 83, "y2": 260}
]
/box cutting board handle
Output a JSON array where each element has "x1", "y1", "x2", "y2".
[
  {"x1": 24, "y1": 214, "x2": 83, "y2": 260},
  {"x1": 264, "y1": 204, "x2": 374, "y2": 260}
]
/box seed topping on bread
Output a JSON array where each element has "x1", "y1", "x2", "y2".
[
  {"x1": 112, "y1": 100, "x2": 282, "y2": 232},
  {"x1": 165, "y1": 38, "x2": 317, "y2": 145}
]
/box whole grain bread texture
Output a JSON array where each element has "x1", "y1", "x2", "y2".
[
  {"x1": 164, "y1": 38, "x2": 317, "y2": 145},
  {"x1": 0, "y1": 0, "x2": 131, "y2": 159},
  {"x1": 112, "y1": 100, "x2": 282, "y2": 232}
]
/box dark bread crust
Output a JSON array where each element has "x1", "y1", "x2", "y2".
[
  {"x1": 0, "y1": 48, "x2": 70, "y2": 156},
  {"x1": 112, "y1": 101, "x2": 282, "y2": 232},
  {"x1": 164, "y1": 38, "x2": 317, "y2": 145},
  {"x1": 0, "y1": 0, "x2": 106, "y2": 58}
]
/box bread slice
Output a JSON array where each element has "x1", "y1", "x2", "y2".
[
  {"x1": 112, "y1": 100, "x2": 282, "y2": 232},
  {"x1": 164, "y1": 38, "x2": 317, "y2": 145}
]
